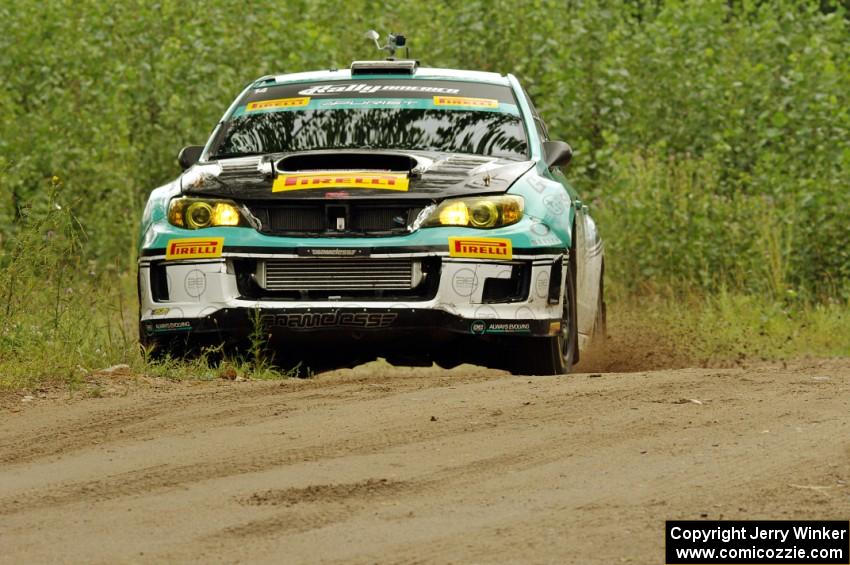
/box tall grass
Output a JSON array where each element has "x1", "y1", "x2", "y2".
[
  {"x1": 598, "y1": 289, "x2": 850, "y2": 371},
  {"x1": 598, "y1": 152, "x2": 803, "y2": 299},
  {"x1": 0, "y1": 183, "x2": 138, "y2": 388}
]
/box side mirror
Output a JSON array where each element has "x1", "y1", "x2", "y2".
[
  {"x1": 543, "y1": 140, "x2": 573, "y2": 169},
  {"x1": 177, "y1": 145, "x2": 204, "y2": 170}
]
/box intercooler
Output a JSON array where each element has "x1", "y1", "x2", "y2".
[{"x1": 254, "y1": 258, "x2": 424, "y2": 291}]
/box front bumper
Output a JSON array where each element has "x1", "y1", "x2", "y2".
[{"x1": 138, "y1": 250, "x2": 565, "y2": 340}]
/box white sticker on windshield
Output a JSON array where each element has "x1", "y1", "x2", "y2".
[{"x1": 299, "y1": 83, "x2": 461, "y2": 96}]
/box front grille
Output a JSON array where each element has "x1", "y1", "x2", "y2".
[
  {"x1": 258, "y1": 259, "x2": 421, "y2": 291},
  {"x1": 268, "y1": 206, "x2": 325, "y2": 231},
  {"x1": 350, "y1": 206, "x2": 411, "y2": 231},
  {"x1": 248, "y1": 202, "x2": 426, "y2": 236},
  {"x1": 233, "y1": 257, "x2": 441, "y2": 301}
]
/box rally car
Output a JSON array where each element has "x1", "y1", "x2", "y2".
[{"x1": 137, "y1": 55, "x2": 605, "y2": 375}]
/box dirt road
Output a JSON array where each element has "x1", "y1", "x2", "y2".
[{"x1": 1, "y1": 359, "x2": 849, "y2": 564}]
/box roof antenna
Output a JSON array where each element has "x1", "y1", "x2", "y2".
[{"x1": 364, "y1": 30, "x2": 409, "y2": 60}]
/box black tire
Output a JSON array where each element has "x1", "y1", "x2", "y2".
[{"x1": 511, "y1": 259, "x2": 578, "y2": 376}]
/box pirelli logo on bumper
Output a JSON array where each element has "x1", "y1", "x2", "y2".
[
  {"x1": 273, "y1": 172, "x2": 409, "y2": 193},
  {"x1": 165, "y1": 237, "x2": 224, "y2": 260},
  {"x1": 448, "y1": 237, "x2": 512, "y2": 260}
]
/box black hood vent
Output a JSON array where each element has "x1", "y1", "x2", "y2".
[{"x1": 276, "y1": 152, "x2": 417, "y2": 173}]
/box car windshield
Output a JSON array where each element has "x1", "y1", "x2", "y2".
[{"x1": 209, "y1": 79, "x2": 529, "y2": 160}]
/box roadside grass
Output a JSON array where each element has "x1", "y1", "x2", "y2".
[
  {"x1": 0, "y1": 271, "x2": 298, "y2": 391},
  {"x1": 0, "y1": 209, "x2": 294, "y2": 390},
  {"x1": 592, "y1": 286, "x2": 850, "y2": 372}
]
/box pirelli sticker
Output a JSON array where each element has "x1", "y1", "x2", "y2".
[
  {"x1": 246, "y1": 97, "x2": 310, "y2": 112},
  {"x1": 273, "y1": 172, "x2": 409, "y2": 193},
  {"x1": 165, "y1": 237, "x2": 224, "y2": 260},
  {"x1": 448, "y1": 237, "x2": 512, "y2": 260},
  {"x1": 433, "y1": 96, "x2": 499, "y2": 109}
]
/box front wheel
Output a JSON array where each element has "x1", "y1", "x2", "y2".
[{"x1": 511, "y1": 262, "x2": 578, "y2": 376}]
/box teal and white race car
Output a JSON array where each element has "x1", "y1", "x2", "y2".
[{"x1": 137, "y1": 57, "x2": 605, "y2": 375}]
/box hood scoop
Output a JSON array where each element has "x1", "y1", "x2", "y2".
[
  {"x1": 218, "y1": 156, "x2": 263, "y2": 177},
  {"x1": 276, "y1": 152, "x2": 417, "y2": 174}
]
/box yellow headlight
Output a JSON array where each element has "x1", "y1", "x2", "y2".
[
  {"x1": 468, "y1": 200, "x2": 499, "y2": 228},
  {"x1": 186, "y1": 202, "x2": 213, "y2": 229},
  {"x1": 501, "y1": 197, "x2": 523, "y2": 225},
  {"x1": 422, "y1": 196, "x2": 524, "y2": 229},
  {"x1": 167, "y1": 202, "x2": 184, "y2": 227},
  {"x1": 212, "y1": 203, "x2": 241, "y2": 226},
  {"x1": 168, "y1": 198, "x2": 245, "y2": 229},
  {"x1": 438, "y1": 201, "x2": 469, "y2": 225}
]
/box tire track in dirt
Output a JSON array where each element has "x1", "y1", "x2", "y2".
[
  {"x1": 0, "y1": 365, "x2": 841, "y2": 515},
  {"x1": 0, "y1": 365, "x2": 498, "y2": 466},
  {"x1": 1, "y1": 360, "x2": 849, "y2": 564},
  {"x1": 0, "y1": 384, "x2": 601, "y2": 516}
]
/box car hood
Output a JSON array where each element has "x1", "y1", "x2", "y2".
[{"x1": 180, "y1": 150, "x2": 535, "y2": 201}]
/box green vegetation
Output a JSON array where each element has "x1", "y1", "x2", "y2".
[{"x1": 1, "y1": 1, "x2": 849, "y2": 387}]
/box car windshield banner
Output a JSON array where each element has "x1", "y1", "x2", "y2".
[{"x1": 232, "y1": 79, "x2": 521, "y2": 118}]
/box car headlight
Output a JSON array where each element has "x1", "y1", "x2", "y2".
[
  {"x1": 168, "y1": 197, "x2": 246, "y2": 229},
  {"x1": 421, "y1": 195, "x2": 524, "y2": 229}
]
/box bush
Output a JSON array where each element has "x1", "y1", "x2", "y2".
[{"x1": 2, "y1": 1, "x2": 847, "y2": 295}]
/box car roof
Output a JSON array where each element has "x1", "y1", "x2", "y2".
[{"x1": 253, "y1": 66, "x2": 512, "y2": 87}]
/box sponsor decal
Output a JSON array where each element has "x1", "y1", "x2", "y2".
[
  {"x1": 273, "y1": 172, "x2": 409, "y2": 193},
  {"x1": 470, "y1": 320, "x2": 532, "y2": 335},
  {"x1": 152, "y1": 320, "x2": 192, "y2": 333},
  {"x1": 448, "y1": 237, "x2": 512, "y2": 260},
  {"x1": 527, "y1": 175, "x2": 550, "y2": 194},
  {"x1": 535, "y1": 271, "x2": 550, "y2": 299},
  {"x1": 296, "y1": 248, "x2": 369, "y2": 257},
  {"x1": 451, "y1": 268, "x2": 479, "y2": 297},
  {"x1": 150, "y1": 307, "x2": 170, "y2": 316},
  {"x1": 246, "y1": 97, "x2": 310, "y2": 111},
  {"x1": 184, "y1": 270, "x2": 207, "y2": 297},
  {"x1": 530, "y1": 235, "x2": 562, "y2": 246},
  {"x1": 543, "y1": 192, "x2": 571, "y2": 215},
  {"x1": 433, "y1": 96, "x2": 499, "y2": 109},
  {"x1": 298, "y1": 83, "x2": 461, "y2": 96},
  {"x1": 484, "y1": 322, "x2": 532, "y2": 334},
  {"x1": 319, "y1": 99, "x2": 418, "y2": 108},
  {"x1": 548, "y1": 321, "x2": 562, "y2": 335},
  {"x1": 165, "y1": 237, "x2": 224, "y2": 260},
  {"x1": 260, "y1": 311, "x2": 397, "y2": 329}
]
